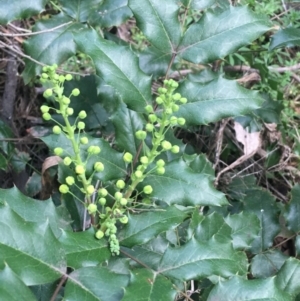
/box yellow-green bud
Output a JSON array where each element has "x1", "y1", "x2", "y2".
[
  {"x1": 160, "y1": 87, "x2": 167, "y2": 94},
  {"x1": 146, "y1": 124, "x2": 154, "y2": 132},
  {"x1": 87, "y1": 203, "x2": 97, "y2": 214},
  {"x1": 177, "y1": 118, "x2": 186, "y2": 126},
  {"x1": 78, "y1": 110, "x2": 87, "y2": 119},
  {"x1": 80, "y1": 137, "x2": 89, "y2": 144},
  {"x1": 98, "y1": 197, "x2": 106, "y2": 205},
  {"x1": 88, "y1": 146, "x2": 101, "y2": 154},
  {"x1": 171, "y1": 80, "x2": 179, "y2": 88},
  {"x1": 119, "y1": 216, "x2": 128, "y2": 224},
  {"x1": 53, "y1": 74, "x2": 59, "y2": 80},
  {"x1": 143, "y1": 185, "x2": 153, "y2": 194},
  {"x1": 59, "y1": 184, "x2": 69, "y2": 194},
  {"x1": 65, "y1": 74, "x2": 72, "y2": 81},
  {"x1": 95, "y1": 230, "x2": 104, "y2": 239},
  {"x1": 59, "y1": 75, "x2": 65, "y2": 82},
  {"x1": 75, "y1": 165, "x2": 85, "y2": 174},
  {"x1": 66, "y1": 176, "x2": 75, "y2": 186},
  {"x1": 86, "y1": 185, "x2": 95, "y2": 195},
  {"x1": 116, "y1": 180, "x2": 125, "y2": 189},
  {"x1": 72, "y1": 88, "x2": 80, "y2": 96},
  {"x1": 157, "y1": 166, "x2": 165, "y2": 175},
  {"x1": 94, "y1": 162, "x2": 104, "y2": 172},
  {"x1": 172, "y1": 104, "x2": 179, "y2": 112},
  {"x1": 42, "y1": 113, "x2": 51, "y2": 120},
  {"x1": 77, "y1": 121, "x2": 85, "y2": 130},
  {"x1": 115, "y1": 192, "x2": 123, "y2": 200},
  {"x1": 170, "y1": 116, "x2": 177, "y2": 125},
  {"x1": 156, "y1": 97, "x2": 163, "y2": 104},
  {"x1": 64, "y1": 157, "x2": 72, "y2": 166},
  {"x1": 40, "y1": 105, "x2": 49, "y2": 113},
  {"x1": 156, "y1": 159, "x2": 165, "y2": 167},
  {"x1": 148, "y1": 114, "x2": 157, "y2": 123},
  {"x1": 145, "y1": 105, "x2": 153, "y2": 113},
  {"x1": 53, "y1": 125, "x2": 61, "y2": 134},
  {"x1": 98, "y1": 188, "x2": 108, "y2": 197},
  {"x1": 62, "y1": 96, "x2": 70, "y2": 105},
  {"x1": 165, "y1": 108, "x2": 172, "y2": 115},
  {"x1": 135, "y1": 130, "x2": 147, "y2": 140},
  {"x1": 135, "y1": 170, "x2": 143, "y2": 179},
  {"x1": 172, "y1": 93, "x2": 181, "y2": 101},
  {"x1": 43, "y1": 89, "x2": 53, "y2": 98},
  {"x1": 180, "y1": 97, "x2": 187, "y2": 104},
  {"x1": 123, "y1": 152, "x2": 133, "y2": 163},
  {"x1": 161, "y1": 140, "x2": 172, "y2": 150},
  {"x1": 120, "y1": 198, "x2": 127, "y2": 206},
  {"x1": 66, "y1": 108, "x2": 74, "y2": 116},
  {"x1": 140, "y1": 156, "x2": 149, "y2": 165},
  {"x1": 171, "y1": 145, "x2": 180, "y2": 153},
  {"x1": 54, "y1": 147, "x2": 63, "y2": 156},
  {"x1": 41, "y1": 73, "x2": 48, "y2": 79}
]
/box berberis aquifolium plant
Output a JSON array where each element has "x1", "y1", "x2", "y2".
[{"x1": 2, "y1": 0, "x2": 300, "y2": 300}]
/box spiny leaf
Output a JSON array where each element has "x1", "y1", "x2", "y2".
[
  {"x1": 143, "y1": 158, "x2": 228, "y2": 206},
  {"x1": 284, "y1": 184, "x2": 300, "y2": 233},
  {"x1": 74, "y1": 29, "x2": 152, "y2": 112},
  {"x1": 269, "y1": 28, "x2": 300, "y2": 50}
]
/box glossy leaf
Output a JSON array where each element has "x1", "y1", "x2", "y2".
[
  {"x1": 157, "y1": 238, "x2": 247, "y2": 281},
  {"x1": 122, "y1": 269, "x2": 176, "y2": 301},
  {"x1": 0, "y1": 0, "x2": 47, "y2": 24},
  {"x1": 208, "y1": 276, "x2": 292, "y2": 301},
  {"x1": 225, "y1": 212, "x2": 261, "y2": 250},
  {"x1": 176, "y1": 78, "x2": 264, "y2": 125},
  {"x1": 128, "y1": 0, "x2": 181, "y2": 53},
  {"x1": 23, "y1": 14, "x2": 84, "y2": 84},
  {"x1": 179, "y1": 6, "x2": 270, "y2": 64},
  {"x1": 190, "y1": 0, "x2": 228, "y2": 10},
  {"x1": 0, "y1": 205, "x2": 66, "y2": 285},
  {"x1": 59, "y1": 229, "x2": 111, "y2": 269},
  {"x1": 269, "y1": 28, "x2": 300, "y2": 50},
  {"x1": 251, "y1": 251, "x2": 288, "y2": 278},
  {"x1": 284, "y1": 184, "x2": 300, "y2": 233},
  {"x1": 119, "y1": 206, "x2": 188, "y2": 248},
  {"x1": 0, "y1": 265, "x2": 37, "y2": 301},
  {"x1": 74, "y1": 29, "x2": 152, "y2": 112},
  {"x1": 64, "y1": 267, "x2": 129, "y2": 301},
  {"x1": 111, "y1": 103, "x2": 145, "y2": 155},
  {"x1": 143, "y1": 158, "x2": 228, "y2": 206}
]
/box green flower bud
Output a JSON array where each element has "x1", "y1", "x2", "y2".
[
  {"x1": 146, "y1": 123, "x2": 154, "y2": 132},
  {"x1": 86, "y1": 185, "x2": 95, "y2": 195},
  {"x1": 148, "y1": 114, "x2": 157, "y2": 123},
  {"x1": 169, "y1": 116, "x2": 177, "y2": 125},
  {"x1": 88, "y1": 145, "x2": 101, "y2": 155},
  {"x1": 157, "y1": 166, "x2": 165, "y2": 175},
  {"x1": 171, "y1": 145, "x2": 180, "y2": 153},
  {"x1": 75, "y1": 165, "x2": 85, "y2": 175},
  {"x1": 120, "y1": 198, "x2": 127, "y2": 206},
  {"x1": 99, "y1": 197, "x2": 106, "y2": 205},
  {"x1": 54, "y1": 147, "x2": 63, "y2": 156},
  {"x1": 80, "y1": 137, "x2": 89, "y2": 144},
  {"x1": 66, "y1": 108, "x2": 74, "y2": 116},
  {"x1": 115, "y1": 192, "x2": 123, "y2": 200},
  {"x1": 140, "y1": 156, "x2": 149, "y2": 165},
  {"x1": 64, "y1": 157, "x2": 72, "y2": 166},
  {"x1": 180, "y1": 97, "x2": 187, "y2": 104},
  {"x1": 116, "y1": 180, "x2": 125, "y2": 189},
  {"x1": 40, "y1": 105, "x2": 49, "y2": 113},
  {"x1": 72, "y1": 88, "x2": 80, "y2": 96},
  {"x1": 59, "y1": 184, "x2": 69, "y2": 194},
  {"x1": 172, "y1": 104, "x2": 179, "y2": 112},
  {"x1": 171, "y1": 80, "x2": 179, "y2": 88},
  {"x1": 172, "y1": 93, "x2": 181, "y2": 101},
  {"x1": 156, "y1": 97, "x2": 163, "y2": 104},
  {"x1": 123, "y1": 152, "x2": 133, "y2": 163},
  {"x1": 41, "y1": 73, "x2": 48, "y2": 79},
  {"x1": 66, "y1": 176, "x2": 75, "y2": 186},
  {"x1": 177, "y1": 118, "x2": 186, "y2": 126},
  {"x1": 145, "y1": 105, "x2": 153, "y2": 113},
  {"x1": 94, "y1": 162, "x2": 104, "y2": 172},
  {"x1": 160, "y1": 87, "x2": 167, "y2": 94},
  {"x1": 53, "y1": 74, "x2": 59, "y2": 80},
  {"x1": 99, "y1": 188, "x2": 108, "y2": 197},
  {"x1": 95, "y1": 230, "x2": 104, "y2": 239},
  {"x1": 42, "y1": 66, "x2": 49, "y2": 72},
  {"x1": 43, "y1": 89, "x2": 53, "y2": 98},
  {"x1": 53, "y1": 125, "x2": 61, "y2": 134},
  {"x1": 165, "y1": 108, "x2": 172, "y2": 115},
  {"x1": 59, "y1": 75, "x2": 65, "y2": 82},
  {"x1": 62, "y1": 96, "x2": 70, "y2": 105},
  {"x1": 143, "y1": 185, "x2": 153, "y2": 194},
  {"x1": 42, "y1": 113, "x2": 51, "y2": 120},
  {"x1": 87, "y1": 203, "x2": 97, "y2": 214},
  {"x1": 135, "y1": 130, "x2": 147, "y2": 140},
  {"x1": 161, "y1": 140, "x2": 172, "y2": 150},
  {"x1": 156, "y1": 159, "x2": 165, "y2": 167},
  {"x1": 65, "y1": 74, "x2": 72, "y2": 81},
  {"x1": 77, "y1": 121, "x2": 85, "y2": 130},
  {"x1": 119, "y1": 216, "x2": 128, "y2": 224},
  {"x1": 134, "y1": 170, "x2": 143, "y2": 179},
  {"x1": 78, "y1": 110, "x2": 87, "y2": 119}
]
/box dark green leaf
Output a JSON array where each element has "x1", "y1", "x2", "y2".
[
  {"x1": 157, "y1": 238, "x2": 247, "y2": 281},
  {"x1": 111, "y1": 103, "x2": 145, "y2": 155},
  {"x1": 64, "y1": 267, "x2": 129, "y2": 301},
  {"x1": 176, "y1": 78, "x2": 264, "y2": 125},
  {"x1": 0, "y1": 0, "x2": 47, "y2": 24},
  {"x1": 183, "y1": 154, "x2": 215, "y2": 177},
  {"x1": 74, "y1": 29, "x2": 152, "y2": 112},
  {"x1": 59, "y1": 229, "x2": 111, "y2": 269},
  {"x1": 60, "y1": 0, "x2": 102, "y2": 22},
  {"x1": 89, "y1": 0, "x2": 132, "y2": 27},
  {"x1": 269, "y1": 28, "x2": 300, "y2": 50},
  {"x1": 24, "y1": 172, "x2": 42, "y2": 197},
  {"x1": 0, "y1": 265, "x2": 37, "y2": 301},
  {"x1": 276, "y1": 257, "x2": 300, "y2": 297},
  {"x1": 23, "y1": 14, "x2": 84, "y2": 84},
  {"x1": 30, "y1": 281, "x2": 63, "y2": 301},
  {"x1": 208, "y1": 276, "x2": 292, "y2": 301},
  {"x1": 225, "y1": 212, "x2": 261, "y2": 250},
  {"x1": 144, "y1": 158, "x2": 228, "y2": 206},
  {"x1": 179, "y1": 7, "x2": 270, "y2": 64},
  {"x1": 251, "y1": 251, "x2": 288, "y2": 278},
  {"x1": 0, "y1": 206, "x2": 66, "y2": 285},
  {"x1": 129, "y1": 0, "x2": 181, "y2": 53},
  {"x1": 119, "y1": 206, "x2": 188, "y2": 248},
  {"x1": 190, "y1": 0, "x2": 228, "y2": 10},
  {"x1": 122, "y1": 269, "x2": 176, "y2": 301},
  {"x1": 284, "y1": 184, "x2": 300, "y2": 233}
]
